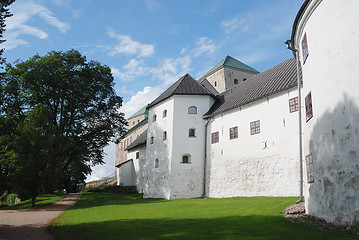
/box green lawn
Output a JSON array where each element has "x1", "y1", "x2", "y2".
[
  {"x1": 2, "y1": 193, "x2": 65, "y2": 210},
  {"x1": 50, "y1": 192, "x2": 358, "y2": 240}
]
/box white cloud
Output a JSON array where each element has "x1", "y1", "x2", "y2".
[
  {"x1": 220, "y1": 15, "x2": 253, "y2": 34},
  {"x1": 121, "y1": 86, "x2": 163, "y2": 118},
  {"x1": 111, "y1": 59, "x2": 150, "y2": 82},
  {"x1": 86, "y1": 143, "x2": 116, "y2": 182},
  {"x1": 193, "y1": 37, "x2": 216, "y2": 57},
  {"x1": 108, "y1": 28, "x2": 155, "y2": 57},
  {"x1": 145, "y1": 0, "x2": 161, "y2": 11},
  {"x1": 4, "y1": 0, "x2": 70, "y2": 50}
]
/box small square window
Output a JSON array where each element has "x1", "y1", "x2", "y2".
[
  {"x1": 136, "y1": 152, "x2": 139, "y2": 159},
  {"x1": 305, "y1": 92, "x2": 313, "y2": 122},
  {"x1": 305, "y1": 154, "x2": 314, "y2": 183},
  {"x1": 250, "y1": 120, "x2": 260, "y2": 135},
  {"x1": 189, "y1": 128, "x2": 196, "y2": 137},
  {"x1": 182, "y1": 155, "x2": 190, "y2": 164},
  {"x1": 229, "y1": 126, "x2": 238, "y2": 140},
  {"x1": 211, "y1": 131, "x2": 219, "y2": 144},
  {"x1": 302, "y1": 33, "x2": 309, "y2": 64},
  {"x1": 289, "y1": 97, "x2": 299, "y2": 113},
  {"x1": 188, "y1": 106, "x2": 197, "y2": 114}
]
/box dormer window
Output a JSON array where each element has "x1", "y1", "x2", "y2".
[
  {"x1": 234, "y1": 79, "x2": 238, "y2": 84},
  {"x1": 188, "y1": 106, "x2": 197, "y2": 114},
  {"x1": 153, "y1": 114, "x2": 157, "y2": 122}
]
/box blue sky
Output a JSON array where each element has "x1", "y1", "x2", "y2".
[{"x1": 3, "y1": 0, "x2": 304, "y2": 181}]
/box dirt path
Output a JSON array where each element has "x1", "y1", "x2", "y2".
[{"x1": 0, "y1": 193, "x2": 82, "y2": 240}]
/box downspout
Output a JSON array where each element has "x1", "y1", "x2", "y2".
[
  {"x1": 285, "y1": 40, "x2": 304, "y2": 204},
  {"x1": 203, "y1": 117, "x2": 212, "y2": 197}
]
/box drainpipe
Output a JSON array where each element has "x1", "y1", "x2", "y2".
[
  {"x1": 203, "y1": 117, "x2": 212, "y2": 197},
  {"x1": 285, "y1": 40, "x2": 304, "y2": 204}
]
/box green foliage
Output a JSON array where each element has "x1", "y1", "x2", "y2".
[
  {"x1": 0, "y1": 0, "x2": 15, "y2": 65},
  {"x1": 2, "y1": 193, "x2": 65, "y2": 210},
  {"x1": 0, "y1": 50, "x2": 126, "y2": 203},
  {"x1": 50, "y1": 193, "x2": 358, "y2": 240}
]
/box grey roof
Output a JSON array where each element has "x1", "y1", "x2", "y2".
[
  {"x1": 148, "y1": 74, "x2": 214, "y2": 108},
  {"x1": 127, "y1": 130, "x2": 147, "y2": 151},
  {"x1": 204, "y1": 57, "x2": 298, "y2": 117},
  {"x1": 200, "y1": 78, "x2": 219, "y2": 96}
]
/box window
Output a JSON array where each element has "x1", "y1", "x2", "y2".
[
  {"x1": 124, "y1": 139, "x2": 127, "y2": 149},
  {"x1": 152, "y1": 114, "x2": 157, "y2": 122},
  {"x1": 243, "y1": 78, "x2": 247, "y2": 82},
  {"x1": 188, "y1": 106, "x2": 197, "y2": 114},
  {"x1": 155, "y1": 159, "x2": 159, "y2": 168},
  {"x1": 250, "y1": 120, "x2": 260, "y2": 135},
  {"x1": 150, "y1": 136, "x2": 154, "y2": 144},
  {"x1": 229, "y1": 126, "x2": 238, "y2": 140},
  {"x1": 130, "y1": 136, "x2": 132, "y2": 144},
  {"x1": 289, "y1": 97, "x2": 299, "y2": 113},
  {"x1": 182, "y1": 155, "x2": 190, "y2": 164},
  {"x1": 189, "y1": 128, "x2": 196, "y2": 137},
  {"x1": 214, "y1": 81, "x2": 217, "y2": 87},
  {"x1": 305, "y1": 92, "x2": 313, "y2": 122},
  {"x1": 136, "y1": 152, "x2": 139, "y2": 159},
  {"x1": 127, "y1": 138, "x2": 129, "y2": 147},
  {"x1": 302, "y1": 33, "x2": 309, "y2": 63},
  {"x1": 133, "y1": 121, "x2": 135, "y2": 125},
  {"x1": 211, "y1": 131, "x2": 219, "y2": 144},
  {"x1": 163, "y1": 131, "x2": 167, "y2": 141},
  {"x1": 163, "y1": 109, "x2": 167, "y2": 118},
  {"x1": 305, "y1": 154, "x2": 314, "y2": 183},
  {"x1": 234, "y1": 79, "x2": 239, "y2": 84}
]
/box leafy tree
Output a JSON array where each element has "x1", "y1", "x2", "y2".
[
  {"x1": 0, "y1": 50, "x2": 126, "y2": 204},
  {"x1": 0, "y1": 0, "x2": 15, "y2": 66}
]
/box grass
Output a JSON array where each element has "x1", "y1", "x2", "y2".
[
  {"x1": 49, "y1": 192, "x2": 358, "y2": 240},
  {"x1": 1, "y1": 193, "x2": 65, "y2": 210}
]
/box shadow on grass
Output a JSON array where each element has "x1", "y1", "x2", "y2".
[
  {"x1": 50, "y1": 215, "x2": 358, "y2": 240},
  {"x1": 69, "y1": 192, "x2": 166, "y2": 210},
  {"x1": 2, "y1": 194, "x2": 65, "y2": 210}
]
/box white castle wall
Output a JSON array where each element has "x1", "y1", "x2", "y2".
[
  {"x1": 206, "y1": 88, "x2": 300, "y2": 197},
  {"x1": 293, "y1": 0, "x2": 359, "y2": 225}
]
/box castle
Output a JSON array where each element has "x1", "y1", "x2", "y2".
[{"x1": 116, "y1": 0, "x2": 359, "y2": 226}]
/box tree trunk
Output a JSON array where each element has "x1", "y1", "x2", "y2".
[{"x1": 31, "y1": 197, "x2": 36, "y2": 206}]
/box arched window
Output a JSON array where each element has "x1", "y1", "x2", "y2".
[
  {"x1": 188, "y1": 106, "x2": 197, "y2": 114},
  {"x1": 182, "y1": 155, "x2": 190, "y2": 164},
  {"x1": 234, "y1": 79, "x2": 239, "y2": 84},
  {"x1": 155, "y1": 159, "x2": 159, "y2": 168},
  {"x1": 163, "y1": 131, "x2": 167, "y2": 141},
  {"x1": 163, "y1": 109, "x2": 167, "y2": 118},
  {"x1": 188, "y1": 128, "x2": 195, "y2": 137},
  {"x1": 153, "y1": 114, "x2": 157, "y2": 122}
]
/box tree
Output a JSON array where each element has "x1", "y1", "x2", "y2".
[
  {"x1": 0, "y1": 50, "x2": 127, "y2": 204},
  {"x1": 0, "y1": 0, "x2": 15, "y2": 66}
]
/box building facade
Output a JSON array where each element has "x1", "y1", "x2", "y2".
[{"x1": 291, "y1": 0, "x2": 359, "y2": 225}]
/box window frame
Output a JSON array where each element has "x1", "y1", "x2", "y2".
[
  {"x1": 302, "y1": 33, "x2": 309, "y2": 64},
  {"x1": 305, "y1": 91, "x2": 313, "y2": 122},
  {"x1": 229, "y1": 126, "x2": 238, "y2": 140},
  {"x1": 211, "y1": 131, "x2": 219, "y2": 144},
  {"x1": 188, "y1": 106, "x2": 197, "y2": 114},
  {"x1": 188, "y1": 128, "x2": 196, "y2": 138},
  {"x1": 289, "y1": 97, "x2": 299, "y2": 113},
  {"x1": 250, "y1": 120, "x2": 260, "y2": 135},
  {"x1": 181, "y1": 154, "x2": 191, "y2": 164}
]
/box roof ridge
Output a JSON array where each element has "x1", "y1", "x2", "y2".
[{"x1": 172, "y1": 73, "x2": 189, "y2": 94}]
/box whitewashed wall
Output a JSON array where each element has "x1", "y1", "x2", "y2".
[
  {"x1": 293, "y1": 0, "x2": 359, "y2": 225},
  {"x1": 206, "y1": 88, "x2": 300, "y2": 197},
  {"x1": 143, "y1": 97, "x2": 174, "y2": 199},
  {"x1": 117, "y1": 160, "x2": 136, "y2": 186},
  {"x1": 127, "y1": 145, "x2": 147, "y2": 193},
  {"x1": 170, "y1": 95, "x2": 215, "y2": 199}
]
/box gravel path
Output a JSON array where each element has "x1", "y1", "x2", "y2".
[{"x1": 0, "y1": 193, "x2": 82, "y2": 240}]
